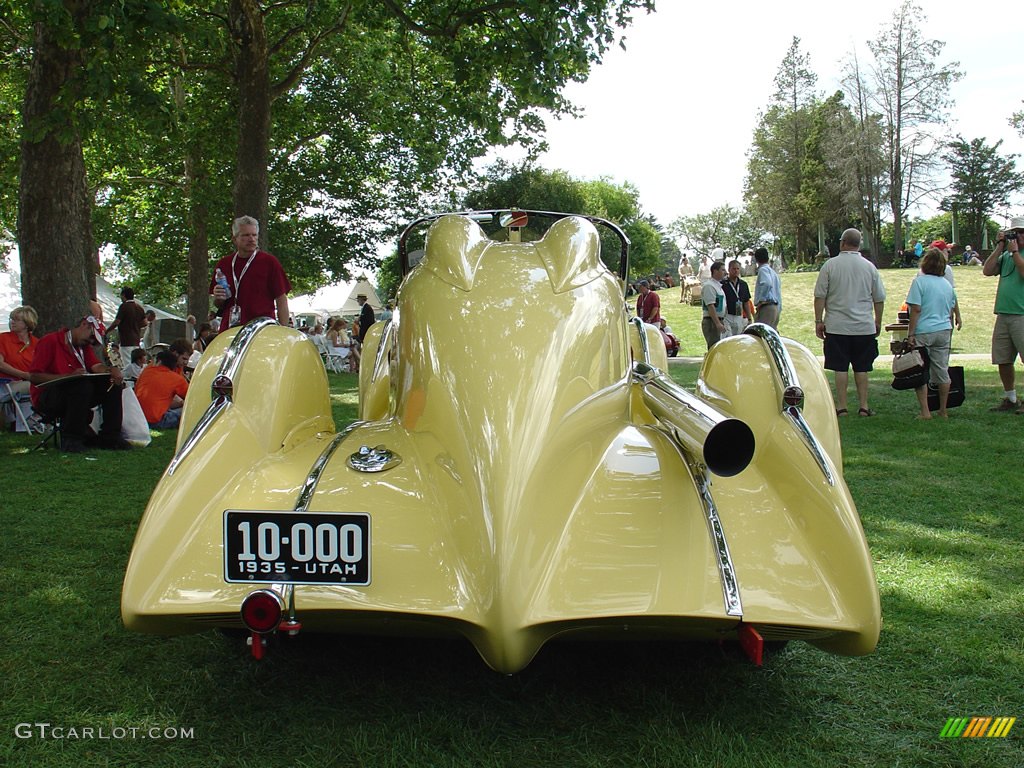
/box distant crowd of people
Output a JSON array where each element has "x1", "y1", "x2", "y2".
[{"x1": 633, "y1": 218, "x2": 1024, "y2": 420}]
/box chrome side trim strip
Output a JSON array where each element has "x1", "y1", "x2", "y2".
[
  {"x1": 743, "y1": 322, "x2": 799, "y2": 393},
  {"x1": 743, "y1": 323, "x2": 835, "y2": 486},
  {"x1": 784, "y1": 406, "x2": 836, "y2": 486},
  {"x1": 371, "y1": 320, "x2": 393, "y2": 382},
  {"x1": 218, "y1": 317, "x2": 278, "y2": 388},
  {"x1": 167, "y1": 396, "x2": 230, "y2": 476},
  {"x1": 632, "y1": 360, "x2": 743, "y2": 616},
  {"x1": 631, "y1": 316, "x2": 651, "y2": 365},
  {"x1": 167, "y1": 318, "x2": 277, "y2": 476},
  {"x1": 294, "y1": 421, "x2": 365, "y2": 512},
  {"x1": 686, "y1": 450, "x2": 743, "y2": 617}
]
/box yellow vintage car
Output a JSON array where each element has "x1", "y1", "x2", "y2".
[{"x1": 121, "y1": 210, "x2": 880, "y2": 673}]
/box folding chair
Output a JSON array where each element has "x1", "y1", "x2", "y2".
[
  {"x1": 33, "y1": 412, "x2": 62, "y2": 451},
  {"x1": 1, "y1": 379, "x2": 43, "y2": 434},
  {"x1": 312, "y1": 335, "x2": 346, "y2": 373}
]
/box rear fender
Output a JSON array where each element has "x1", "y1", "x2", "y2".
[
  {"x1": 358, "y1": 319, "x2": 393, "y2": 422},
  {"x1": 179, "y1": 323, "x2": 334, "y2": 457}
]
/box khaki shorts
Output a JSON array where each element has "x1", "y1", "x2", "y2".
[
  {"x1": 916, "y1": 330, "x2": 951, "y2": 384},
  {"x1": 991, "y1": 314, "x2": 1024, "y2": 365}
]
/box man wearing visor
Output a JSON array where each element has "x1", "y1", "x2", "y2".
[{"x1": 29, "y1": 315, "x2": 129, "y2": 453}]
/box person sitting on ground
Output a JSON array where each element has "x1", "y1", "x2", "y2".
[
  {"x1": 122, "y1": 347, "x2": 149, "y2": 383},
  {"x1": 29, "y1": 314, "x2": 128, "y2": 453},
  {"x1": 167, "y1": 338, "x2": 194, "y2": 378},
  {"x1": 193, "y1": 323, "x2": 215, "y2": 353},
  {"x1": 134, "y1": 349, "x2": 190, "y2": 430},
  {"x1": 963, "y1": 245, "x2": 982, "y2": 266}
]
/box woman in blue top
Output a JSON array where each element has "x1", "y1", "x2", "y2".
[{"x1": 906, "y1": 248, "x2": 960, "y2": 419}]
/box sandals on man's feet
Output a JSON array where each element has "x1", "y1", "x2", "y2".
[
  {"x1": 835, "y1": 408, "x2": 848, "y2": 416},
  {"x1": 858, "y1": 407, "x2": 876, "y2": 417}
]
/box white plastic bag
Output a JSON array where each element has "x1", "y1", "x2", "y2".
[
  {"x1": 121, "y1": 387, "x2": 151, "y2": 446},
  {"x1": 90, "y1": 387, "x2": 152, "y2": 447}
]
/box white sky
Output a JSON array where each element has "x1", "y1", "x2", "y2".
[{"x1": 499, "y1": 0, "x2": 1022, "y2": 228}]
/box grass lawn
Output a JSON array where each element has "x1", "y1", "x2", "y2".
[
  {"x1": 2, "y1": 297, "x2": 1022, "y2": 766},
  {"x1": 660, "y1": 265, "x2": 998, "y2": 357}
]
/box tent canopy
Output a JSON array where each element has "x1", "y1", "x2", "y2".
[
  {"x1": 289, "y1": 278, "x2": 383, "y2": 320},
  {"x1": 0, "y1": 267, "x2": 184, "y2": 332}
]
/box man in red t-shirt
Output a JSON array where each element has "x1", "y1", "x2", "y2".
[
  {"x1": 29, "y1": 315, "x2": 128, "y2": 453},
  {"x1": 636, "y1": 279, "x2": 661, "y2": 325},
  {"x1": 210, "y1": 216, "x2": 291, "y2": 332},
  {"x1": 134, "y1": 349, "x2": 189, "y2": 429}
]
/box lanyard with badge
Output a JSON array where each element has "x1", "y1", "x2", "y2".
[
  {"x1": 229, "y1": 252, "x2": 256, "y2": 327},
  {"x1": 66, "y1": 331, "x2": 87, "y2": 371}
]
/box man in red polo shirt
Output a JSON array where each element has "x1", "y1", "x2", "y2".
[
  {"x1": 210, "y1": 216, "x2": 291, "y2": 331},
  {"x1": 29, "y1": 315, "x2": 128, "y2": 453},
  {"x1": 636, "y1": 279, "x2": 661, "y2": 325}
]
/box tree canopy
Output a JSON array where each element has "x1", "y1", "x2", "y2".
[
  {"x1": 5, "y1": 0, "x2": 654, "y2": 331},
  {"x1": 941, "y1": 137, "x2": 1023, "y2": 250},
  {"x1": 461, "y1": 161, "x2": 665, "y2": 277}
]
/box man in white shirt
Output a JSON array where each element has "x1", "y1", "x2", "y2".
[
  {"x1": 701, "y1": 261, "x2": 727, "y2": 350},
  {"x1": 813, "y1": 228, "x2": 886, "y2": 416}
]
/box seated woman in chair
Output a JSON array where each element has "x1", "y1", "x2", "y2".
[
  {"x1": 1, "y1": 306, "x2": 40, "y2": 430},
  {"x1": 326, "y1": 317, "x2": 355, "y2": 371},
  {"x1": 1, "y1": 305, "x2": 40, "y2": 395}
]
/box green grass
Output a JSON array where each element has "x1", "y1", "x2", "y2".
[
  {"x1": 2, "y1": 338, "x2": 1022, "y2": 765},
  {"x1": 660, "y1": 265, "x2": 998, "y2": 356}
]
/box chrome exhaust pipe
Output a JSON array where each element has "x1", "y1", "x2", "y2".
[{"x1": 633, "y1": 362, "x2": 755, "y2": 477}]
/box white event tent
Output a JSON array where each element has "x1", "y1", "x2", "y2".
[
  {"x1": 289, "y1": 278, "x2": 384, "y2": 322},
  {"x1": 1, "y1": 266, "x2": 184, "y2": 332}
]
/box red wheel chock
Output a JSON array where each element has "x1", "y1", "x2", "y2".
[{"x1": 737, "y1": 623, "x2": 764, "y2": 666}]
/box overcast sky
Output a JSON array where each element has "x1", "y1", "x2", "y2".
[{"x1": 496, "y1": 0, "x2": 1022, "y2": 228}]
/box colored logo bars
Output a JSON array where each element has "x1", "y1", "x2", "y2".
[{"x1": 941, "y1": 717, "x2": 1016, "y2": 738}]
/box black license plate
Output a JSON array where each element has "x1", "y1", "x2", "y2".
[{"x1": 224, "y1": 511, "x2": 370, "y2": 585}]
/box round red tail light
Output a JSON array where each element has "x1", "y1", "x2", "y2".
[{"x1": 240, "y1": 590, "x2": 284, "y2": 633}]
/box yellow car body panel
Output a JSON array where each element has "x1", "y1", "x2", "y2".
[{"x1": 122, "y1": 213, "x2": 880, "y2": 672}]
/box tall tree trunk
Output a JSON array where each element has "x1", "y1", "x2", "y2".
[
  {"x1": 230, "y1": 0, "x2": 271, "y2": 250},
  {"x1": 18, "y1": 12, "x2": 96, "y2": 335},
  {"x1": 186, "y1": 152, "x2": 211, "y2": 324}
]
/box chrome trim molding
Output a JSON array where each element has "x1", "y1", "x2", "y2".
[
  {"x1": 371, "y1": 320, "x2": 393, "y2": 383},
  {"x1": 743, "y1": 323, "x2": 835, "y2": 486},
  {"x1": 168, "y1": 317, "x2": 277, "y2": 476},
  {"x1": 743, "y1": 323, "x2": 799, "y2": 396},
  {"x1": 167, "y1": 396, "x2": 230, "y2": 476},
  {"x1": 631, "y1": 316, "x2": 651, "y2": 365},
  {"x1": 293, "y1": 422, "x2": 364, "y2": 511},
  {"x1": 687, "y1": 451, "x2": 743, "y2": 618},
  {"x1": 632, "y1": 360, "x2": 744, "y2": 616},
  {"x1": 217, "y1": 317, "x2": 278, "y2": 393},
  {"x1": 785, "y1": 406, "x2": 836, "y2": 486}
]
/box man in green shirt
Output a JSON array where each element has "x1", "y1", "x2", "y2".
[{"x1": 982, "y1": 216, "x2": 1024, "y2": 413}]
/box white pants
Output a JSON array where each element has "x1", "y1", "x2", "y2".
[{"x1": 723, "y1": 314, "x2": 747, "y2": 337}]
